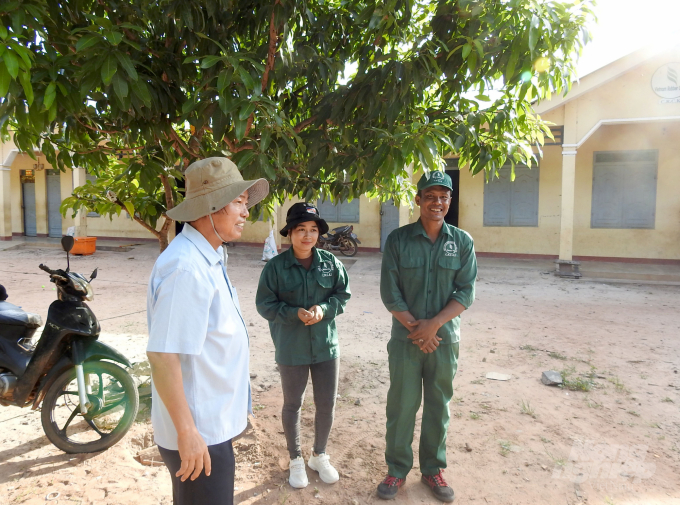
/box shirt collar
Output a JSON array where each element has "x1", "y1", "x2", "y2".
[
  {"x1": 282, "y1": 246, "x2": 320, "y2": 268},
  {"x1": 412, "y1": 219, "x2": 455, "y2": 240},
  {"x1": 182, "y1": 224, "x2": 223, "y2": 266}
]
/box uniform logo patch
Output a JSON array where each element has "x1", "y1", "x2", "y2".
[
  {"x1": 443, "y1": 241, "x2": 458, "y2": 257},
  {"x1": 318, "y1": 261, "x2": 334, "y2": 277},
  {"x1": 431, "y1": 171, "x2": 444, "y2": 181}
]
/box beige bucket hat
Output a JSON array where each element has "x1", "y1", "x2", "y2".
[{"x1": 167, "y1": 157, "x2": 269, "y2": 222}]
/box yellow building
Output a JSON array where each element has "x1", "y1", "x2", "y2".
[{"x1": 2, "y1": 46, "x2": 679, "y2": 263}]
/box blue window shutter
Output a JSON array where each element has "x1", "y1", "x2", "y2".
[
  {"x1": 316, "y1": 200, "x2": 338, "y2": 221},
  {"x1": 591, "y1": 151, "x2": 657, "y2": 229},
  {"x1": 337, "y1": 200, "x2": 360, "y2": 223},
  {"x1": 483, "y1": 171, "x2": 510, "y2": 226},
  {"x1": 622, "y1": 163, "x2": 657, "y2": 229},
  {"x1": 509, "y1": 165, "x2": 539, "y2": 226}
]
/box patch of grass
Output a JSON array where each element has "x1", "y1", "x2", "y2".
[
  {"x1": 454, "y1": 411, "x2": 463, "y2": 419},
  {"x1": 253, "y1": 404, "x2": 266, "y2": 411},
  {"x1": 608, "y1": 376, "x2": 630, "y2": 394},
  {"x1": 540, "y1": 436, "x2": 553, "y2": 445},
  {"x1": 519, "y1": 344, "x2": 538, "y2": 351},
  {"x1": 519, "y1": 399, "x2": 536, "y2": 418},
  {"x1": 662, "y1": 397, "x2": 674, "y2": 403},
  {"x1": 559, "y1": 366, "x2": 592, "y2": 392},
  {"x1": 548, "y1": 351, "x2": 567, "y2": 360},
  {"x1": 451, "y1": 396, "x2": 464, "y2": 404},
  {"x1": 628, "y1": 410, "x2": 640, "y2": 417},
  {"x1": 499, "y1": 440, "x2": 512, "y2": 457},
  {"x1": 470, "y1": 379, "x2": 485, "y2": 385},
  {"x1": 585, "y1": 396, "x2": 602, "y2": 409},
  {"x1": 470, "y1": 412, "x2": 481, "y2": 420}
]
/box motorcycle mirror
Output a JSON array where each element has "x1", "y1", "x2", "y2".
[
  {"x1": 90, "y1": 268, "x2": 98, "y2": 281},
  {"x1": 61, "y1": 236, "x2": 74, "y2": 253}
]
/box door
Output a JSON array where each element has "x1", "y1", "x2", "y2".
[
  {"x1": 21, "y1": 170, "x2": 37, "y2": 237},
  {"x1": 380, "y1": 199, "x2": 400, "y2": 251},
  {"x1": 46, "y1": 169, "x2": 63, "y2": 237},
  {"x1": 444, "y1": 168, "x2": 460, "y2": 227}
]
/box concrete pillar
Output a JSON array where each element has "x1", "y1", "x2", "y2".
[
  {"x1": 72, "y1": 167, "x2": 88, "y2": 236},
  {"x1": 558, "y1": 102, "x2": 578, "y2": 261},
  {"x1": 34, "y1": 167, "x2": 48, "y2": 236},
  {"x1": 558, "y1": 150, "x2": 577, "y2": 260},
  {"x1": 0, "y1": 166, "x2": 11, "y2": 240},
  {"x1": 0, "y1": 148, "x2": 18, "y2": 241}
]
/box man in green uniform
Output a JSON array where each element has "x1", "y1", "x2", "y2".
[{"x1": 377, "y1": 171, "x2": 477, "y2": 502}]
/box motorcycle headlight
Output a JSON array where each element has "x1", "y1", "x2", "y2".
[{"x1": 84, "y1": 282, "x2": 94, "y2": 301}]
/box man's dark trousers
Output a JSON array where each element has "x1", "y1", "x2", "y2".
[{"x1": 158, "y1": 439, "x2": 235, "y2": 505}]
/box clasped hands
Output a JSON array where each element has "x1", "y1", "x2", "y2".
[
  {"x1": 298, "y1": 305, "x2": 324, "y2": 325},
  {"x1": 406, "y1": 318, "x2": 442, "y2": 353}
]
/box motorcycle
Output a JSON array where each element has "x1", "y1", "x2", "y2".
[
  {"x1": 317, "y1": 225, "x2": 361, "y2": 257},
  {"x1": 0, "y1": 236, "x2": 139, "y2": 453}
]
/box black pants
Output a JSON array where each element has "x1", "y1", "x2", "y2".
[
  {"x1": 158, "y1": 439, "x2": 235, "y2": 505},
  {"x1": 279, "y1": 358, "x2": 339, "y2": 459}
]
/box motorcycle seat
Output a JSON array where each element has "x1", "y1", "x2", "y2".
[
  {"x1": 331, "y1": 225, "x2": 352, "y2": 234},
  {"x1": 0, "y1": 301, "x2": 42, "y2": 329}
]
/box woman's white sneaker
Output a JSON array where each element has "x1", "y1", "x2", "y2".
[
  {"x1": 308, "y1": 453, "x2": 340, "y2": 484},
  {"x1": 289, "y1": 456, "x2": 309, "y2": 488}
]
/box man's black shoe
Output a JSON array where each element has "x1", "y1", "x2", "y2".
[
  {"x1": 421, "y1": 470, "x2": 455, "y2": 502},
  {"x1": 377, "y1": 475, "x2": 405, "y2": 500}
]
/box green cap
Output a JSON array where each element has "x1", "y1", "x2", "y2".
[{"x1": 417, "y1": 171, "x2": 452, "y2": 192}]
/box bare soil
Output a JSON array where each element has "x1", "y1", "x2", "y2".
[{"x1": 1, "y1": 244, "x2": 679, "y2": 505}]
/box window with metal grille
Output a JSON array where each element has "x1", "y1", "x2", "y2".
[
  {"x1": 483, "y1": 164, "x2": 539, "y2": 227},
  {"x1": 591, "y1": 150, "x2": 657, "y2": 229},
  {"x1": 316, "y1": 199, "x2": 360, "y2": 223}
]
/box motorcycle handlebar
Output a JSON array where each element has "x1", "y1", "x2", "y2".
[{"x1": 39, "y1": 264, "x2": 58, "y2": 275}]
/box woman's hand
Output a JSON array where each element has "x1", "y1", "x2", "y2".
[
  {"x1": 304, "y1": 305, "x2": 324, "y2": 325},
  {"x1": 298, "y1": 308, "x2": 313, "y2": 323}
]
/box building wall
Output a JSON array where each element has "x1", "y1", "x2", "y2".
[{"x1": 572, "y1": 122, "x2": 680, "y2": 260}]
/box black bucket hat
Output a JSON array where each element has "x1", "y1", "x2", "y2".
[{"x1": 279, "y1": 202, "x2": 329, "y2": 237}]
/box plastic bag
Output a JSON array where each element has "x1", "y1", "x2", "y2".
[
  {"x1": 262, "y1": 230, "x2": 279, "y2": 261},
  {"x1": 66, "y1": 226, "x2": 76, "y2": 237}
]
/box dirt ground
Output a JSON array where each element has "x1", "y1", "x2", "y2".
[{"x1": 1, "y1": 242, "x2": 679, "y2": 505}]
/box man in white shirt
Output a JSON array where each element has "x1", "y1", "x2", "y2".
[{"x1": 147, "y1": 157, "x2": 268, "y2": 505}]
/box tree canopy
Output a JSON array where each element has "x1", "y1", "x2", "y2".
[{"x1": 1, "y1": 0, "x2": 594, "y2": 249}]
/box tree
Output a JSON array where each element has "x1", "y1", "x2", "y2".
[{"x1": 1, "y1": 0, "x2": 594, "y2": 251}]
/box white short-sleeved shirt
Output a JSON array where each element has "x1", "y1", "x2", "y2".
[{"x1": 146, "y1": 224, "x2": 250, "y2": 450}]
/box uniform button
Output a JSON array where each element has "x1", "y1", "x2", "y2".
[{"x1": 428, "y1": 290, "x2": 432, "y2": 294}]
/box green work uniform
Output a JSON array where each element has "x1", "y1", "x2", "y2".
[
  {"x1": 255, "y1": 247, "x2": 351, "y2": 366},
  {"x1": 380, "y1": 219, "x2": 477, "y2": 479}
]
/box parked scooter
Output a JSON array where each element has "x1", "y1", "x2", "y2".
[
  {"x1": 317, "y1": 225, "x2": 361, "y2": 257},
  {"x1": 0, "y1": 236, "x2": 139, "y2": 453}
]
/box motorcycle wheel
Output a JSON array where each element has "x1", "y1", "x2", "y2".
[
  {"x1": 339, "y1": 236, "x2": 358, "y2": 257},
  {"x1": 41, "y1": 361, "x2": 139, "y2": 454}
]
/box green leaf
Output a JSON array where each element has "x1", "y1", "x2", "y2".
[
  {"x1": 3, "y1": 50, "x2": 19, "y2": 79},
  {"x1": 18, "y1": 70, "x2": 33, "y2": 104},
  {"x1": 43, "y1": 82, "x2": 57, "y2": 109},
  {"x1": 124, "y1": 201, "x2": 135, "y2": 217},
  {"x1": 461, "y1": 44, "x2": 472, "y2": 60},
  {"x1": 201, "y1": 55, "x2": 222, "y2": 69},
  {"x1": 529, "y1": 14, "x2": 540, "y2": 51},
  {"x1": 233, "y1": 116, "x2": 247, "y2": 140},
  {"x1": 76, "y1": 33, "x2": 100, "y2": 52},
  {"x1": 260, "y1": 128, "x2": 271, "y2": 150},
  {"x1": 217, "y1": 69, "x2": 231, "y2": 92},
  {"x1": 112, "y1": 73, "x2": 128, "y2": 101},
  {"x1": 130, "y1": 79, "x2": 151, "y2": 106},
  {"x1": 237, "y1": 67, "x2": 255, "y2": 91},
  {"x1": 114, "y1": 52, "x2": 138, "y2": 80},
  {"x1": 101, "y1": 55, "x2": 117, "y2": 85},
  {"x1": 473, "y1": 39, "x2": 484, "y2": 59},
  {"x1": 0, "y1": 62, "x2": 9, "y2": 96},
  {"x1": 0, "y1": 25, "x2": 7, "y2": 39},
  {"x1": 104, "y1": 30, "x2": 123, "y2": 46},
  {"x1": 239, "y1": 102, "x2": 256, "y2": 121},
  {"x1": 258, "y1": 153, "x2": 276, "y2": 179}
]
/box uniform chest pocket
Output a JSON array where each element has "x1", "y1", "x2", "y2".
[
  {"x1": 316, "y1": 275, "x2": 335, "y2": 289},
  {"x1": 400, "y1": 256, "x2": 425, "y2": 269},
  {"x1": 279, "y1": 281, "x2": 302, "y2": 305},
  {"x1": 438, "y1": 255, "x2": 461, "y2": 271}
]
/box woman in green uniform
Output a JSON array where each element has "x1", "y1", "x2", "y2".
[{"x1": 255, "y1": 202, "x2": 351, "y2": 489}]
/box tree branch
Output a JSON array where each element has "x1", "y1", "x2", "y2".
[
  {"x1": 160, "y1": 173, "x2": 175, "y2": 211},
  {"x1": 113, "y1": 198, "x2": 161, "y2": 238},
  {"x1": 261, "y1": 2, "x2": 281, "y2": 94},
  {"x1": 75, "y1": 116, "x2": 119, "y2": 135},
  {"x1": 223, "y1": 136, "x2": 256, "y2": 153},
  {"x1": 167, "y1": 128, "x2": 199, "y2": 158},
  {"x1": 294, "y1": 116, "x2": 318, "y2": 133}
]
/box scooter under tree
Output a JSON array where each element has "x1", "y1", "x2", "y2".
[{"x1": 0, "y1": 236, "x2": 139, "y2": 453}]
